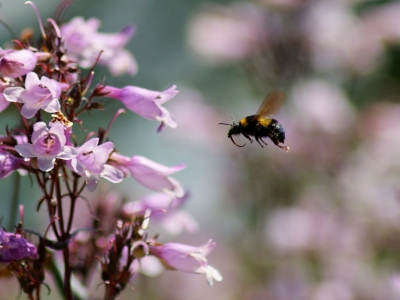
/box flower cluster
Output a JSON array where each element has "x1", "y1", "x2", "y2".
[
  {"x1": 0, "y1": 2, "x2": 221, "y2": 299},
  {"x1": 0, "y1": 228, "x2": 38, "y2": 263}
]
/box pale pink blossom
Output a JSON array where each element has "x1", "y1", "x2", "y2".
[
  {"x1": 4, "y1": 72, "x2": 61, "y2": 119},
  {"x1": 69, "y1": 138, "x2": 124, "y2": 191},
  {"x1": 15, "y1": 122, "x2": 77, "y2": 172}
]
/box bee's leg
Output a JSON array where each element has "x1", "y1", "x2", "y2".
[
  {"x1": 255, "y1": 136, "x2": 264, "y2": 148},
  {"x1": 270, "y1": 138, "x2": 290, "y2": 152},
  {"x1": 242, "y1": 133, "x2": 253, "y2": 143},
  {"x1": 260, "y1": 137, "x2": 269, "y2": 146}
]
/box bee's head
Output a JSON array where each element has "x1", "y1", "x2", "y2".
[
  {"x1": 219, "y1": 117, "x2": 245, "y2": 147},
  {"x1": 227, "y1": 122, "x2": 241, "y2": 137}
]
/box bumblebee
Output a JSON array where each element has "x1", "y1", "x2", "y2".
[{"x1": 219, "y1": 89, "x2": 289, "y2": 152}]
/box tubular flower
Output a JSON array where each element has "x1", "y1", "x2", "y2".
[
  {"x1": 15, "y1": 122, "x2": 77, "y2": 172},
  {"x1": 149, "y1": 239, "x2": 223, "y2": 286},
  {"x1": 3, "y1": 72, "x2": 61, "y2": 119},
  {"x1": 0, "y1": 228, "x2": 38, "y2": 262},
  {"x1": 0, "y1": 152, "x2": 26, "y2": 179},
  {"x1": 60, "y1": 17, "x2": 137, "y2": 76},
  {"x1": 0, "y1": 49, "x2": 37, "y2": 78},
  {"x1": 69, "y1": 138, "x2": 124, "y2": 192},
  {"x1": 102, "y1": 85, "x2": 178, "y2": 132},
  {"x1": 110, "y1": 153, "x2": 185, "y2": 197}
]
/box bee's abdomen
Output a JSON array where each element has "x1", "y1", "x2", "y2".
[{"x1": 256, "y1": 119, "x2": 284, "y2": 142}]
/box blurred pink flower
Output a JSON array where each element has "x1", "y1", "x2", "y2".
[
  {"x1": 266, "y1": 207, "x2": 336, "y2": 253},
  {"x1": 362, "y1": 1, "x2": 400, "y2": 43},
  {"x1": 303, "y1": 1, "x2": 383, "y2": 74},
  {"x1": 167, "y1": 88, "x2": 227, "y2": 147},
  {"x1": 122, "y1": 192, "x2": 198, "y2": 235},
  {"x1": 187, "y1": 3, "x2": 265, "y2": 64},
  {"x1": 60, "y1": 17, "x2": 137, "y2": 76},
  {"x1": 338, "y1": 104, "x2": 400, "y2": 228},
  {"x1": 290, "y1": 79, "x2": 355, "y2": 134}
]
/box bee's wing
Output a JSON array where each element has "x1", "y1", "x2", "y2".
[{"x1": 254, "y1": 88, "x2": 287, "y2": 118}]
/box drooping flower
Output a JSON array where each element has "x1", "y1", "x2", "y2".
[
  {"x1": 3, "y1": 72, "x2": 61, "y2": 119},
  {"x1": 149, "y1": 239, "x2": 223, "y2": 286},
  {"x1": 122, "y1": 192, "x2": 198, "y2": 235},
  {"x1": 110, "y1": 153, "x2": 185, "y2": 197},
  {"x1": 102, "y1": 85, "x2": 178, "y2": 132},
  {"x1": 0, "y1": 49, "x2": 37, "y2": 78},
  {"x1": 60, "y1": 17, "x2": 137, "y2": 76},
  {"x1": 69, "y1": 138, "x2": 124, "y2": 192},
  {"x1": 15, "y1": 122, "x2": 77, "y2": 172},
  {"x1": 0, "y1": 228, "x2": 38, "y2": 262}
]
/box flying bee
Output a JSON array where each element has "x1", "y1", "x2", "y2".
[{"x1": 219, "y1": 89, "x2": 289, "y2": 152}]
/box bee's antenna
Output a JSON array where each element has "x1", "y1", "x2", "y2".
[{"x1": 219, "y1": 115, "x2": 236, "y2": 126}]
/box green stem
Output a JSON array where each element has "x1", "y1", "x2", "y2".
[{"x1": 8, "y1": 173, "x2": 20, "y2": 230}]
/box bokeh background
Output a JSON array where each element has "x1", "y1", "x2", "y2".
[{"x1": 2, "y1": 0, "x2": 400, "y2": 299}]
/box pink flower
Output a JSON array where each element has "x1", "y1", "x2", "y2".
[
  {"x1": 69, "y1": 138, "x2": 124, "y2": 192},
  {"x1": 290, "y1": 79, "x2": 355, "y2": 134},
  {"x1": 110, "y1": 153, "x2": 185, "y2": 197},
  {"x1": 149, "y1": 239, "x2": 222, "y2": 286},
  {"x1": 3, "y1": 72, "x2": 61, "y2": 119},
  {"x1": 0, "y1": 152, "x2": 27, "y2": 179},
  {"x1": 15, "y1": 122, "x2": 77, "y2": 172},
  {"x1": 60, "y1": 17, "x2": 137, "y2": 76},
  {"x1": 0, "y1": 49, "x2": 37, "y2": 78},
  {"x1": 187, "y1": 3, "x2": 265, "y2": 64},
  {"x1": 122, "y1": 192, "x2": 198, "y2": 235},
  {"x1": 103, "y1": 85, "x2": 178, "y2": 132},
  {"x1": 0, "y1": 81, "x2": 11, "y2": 113},
  {"x1": 0, "y1": 135, "x2": 29, "y2": 177}
]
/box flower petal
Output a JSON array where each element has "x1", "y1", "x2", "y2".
[
  {"x1": 20, "y1": 105, "x2": 39, "y2": 119},
  {"x1": 43, "y1": 98, "x2": 61, "y2": 113},
  {"x1": 37, "y1": 156, "x2": 56, "y2": 172},
  {"x1": 86, "y1": 173, "x2": 99, "y2": 192},
  {"x1": 58, "y1": 146, "x2": 78, "y2": 160},
  {"x1": 3, "y1": 87, "x2": 24, "y2": 103},
  {"x1": 24, "y1": 72, "x2": 41, "y2": 91},
  {"x1": 15, "y1": 144, "x2": 36, "y2": 158},
  {"x1": 101, "y1": 164, "x2": 124, "y2": 183}
]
